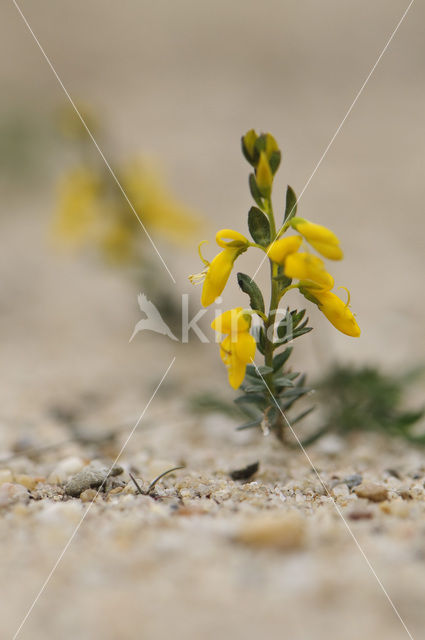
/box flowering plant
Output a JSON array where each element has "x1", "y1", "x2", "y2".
[{"x1": 190, "y1": 130, "x2": 360, "y2": 441}]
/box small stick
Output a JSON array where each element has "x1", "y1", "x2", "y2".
[{"x1": 129, "y1": 466, "x2": 185, "y2": 496}]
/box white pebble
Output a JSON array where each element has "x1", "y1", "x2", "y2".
[{"x1": 48, "y1": 456, "x2": 85, "y2": 484}]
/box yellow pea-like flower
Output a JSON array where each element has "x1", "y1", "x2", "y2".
[
  {"x1": 216, "y1": 229, "x2": 250, "y2": 249},
  {"x1": 213, "y1": 308, "x2": 256, "y2": 389},
  {"x1": 291, "y1": 218, "x2": 343, "y2": 260},
  {"x1": 190, "y1": 230, "x2": 249, "y2": 307},
  {"x1": 284, "y1": 252, "x2": 334, "y2": 290},
  {"x1": 267, "y1": 235, "x2": 302, "y2": 264},
  {"x1": 307, "y1": 289, "x2": 361, "y2": 337},
  {"x1": 200, "y1": 248, "x2": 238, "y2": 307},
  {"x1": 211, "y1": 307, "x2": 251, "y2": 334}
]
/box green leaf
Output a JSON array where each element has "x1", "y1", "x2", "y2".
[
  {"x1": 245, "y1": 364, "x2": 273, "y2": 378},
  {"x1": 254, "y1": 134, "x2": 267, "y2": 153},
  {"x1": 292, "y1": 327, "x2": 313, "y2": 340},
  {"x1": 242, "y1": 382, "x2": 267, "y2": 393},
  {"x1": 269, "y1": 150, "x2": 281, "y2": 174},
  {"x1": 248, "y1": 207, "x2": 271, "y2": 246},
  {"x1": 236, "y1": 418, "x2": 263, "y2": 431},
  {"x1": 241, "y1": 130, "x2": 258, "y2": 166},
  {"x1": 291, "y1": 406, "x2": 315, "y2": 425},
  {"x1": 291, "y1": 309, "x2": 306, "y2": 327},
  {"x1": 234, "y1": 394, "x2": 268, "y2": 410},
  {"x1": 273, "y1": 376, "x2": 295, "y2": 389},
  {"x1": 299, "y1": 287, "x2": 321, "y2": 306},
  {"x1": 273, "y1": 347, "x2": 293, "y2": 372},
  {"x1": 237, "y1": 272, "x2": 265, "y2": 313},
  {"x1": 284, "y1": 185, "x2": 297, "y2": 223},
  {"x1": 279, "y1": 386, "x2": 312, "y2": 398},
  {"x1": 249, "y1": 173, "x2": 263, "y2": 207}
]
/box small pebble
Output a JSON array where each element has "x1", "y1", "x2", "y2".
[
  {"x1": 80, "y1": 489, "x2": 99, "y2": 502},
  {"x1": 355, "y1": 483, "x2": 388, "y2": 503},
  {"x1": 380, "y1": 500, "x2": 410, "y2": 518},
  {"x1": 14, "y1": 474, "x2": 43, "y2": 491},
  {"x1": 0, "y1": 483, "x2": 29, "y2": 508},
  {"x1": 64, "y1": 464, "x2": 123, "y2": 497},
  {"x1": 236, "y1": 511, "x2": 305, "y2": 550},
  {"x1": 344, "y1": 474, "x2": 363, "y2": 490},
  {"x1": 0, "y1": 469, "x2": 13, "y2": 486},
  {"x1": 48, "y1": 456, "x2": 86, "y2": 485}
]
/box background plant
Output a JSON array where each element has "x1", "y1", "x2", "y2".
[{"x1": 53, "y1": 104, "x2": 202, "y2": 328}]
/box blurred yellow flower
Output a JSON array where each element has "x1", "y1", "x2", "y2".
[
  {"x1": 212, "y1": 308, "x2": 256, "y2": 389},
  {"x1": 291, "y1": 218, "x2": 343, "y2": 260},
  {"x1": 120, "y1": 159, "x2": 201, "y2": 245},
  {"x1": 54, "y1": 167, "x2": 102, "y2": 246},
  {"x1": 54, "y1": 157, "x2": 202, "y2": 266}
]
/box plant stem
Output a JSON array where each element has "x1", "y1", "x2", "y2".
[{"x1": 263, "y1": 197, "x2": 279, "y2": 391}]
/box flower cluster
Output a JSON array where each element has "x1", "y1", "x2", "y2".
[
  {"x1": 190, "y1": 130, "x2": 360, "y2": 439},
  {"x1": 54, "y1": 104, "x2": 201, "y2": 267}
]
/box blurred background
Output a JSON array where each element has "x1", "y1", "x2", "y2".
[
  {"x1": 1, "y1": 2, "x2": 425, "y2": 640},
  {"x1": 1, "y1": 0, "x2": 424, "y2": 426}
]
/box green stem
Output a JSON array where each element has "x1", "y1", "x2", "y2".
[{"x1": 263, "y1": 197, "x2": 279, "y2": 391}]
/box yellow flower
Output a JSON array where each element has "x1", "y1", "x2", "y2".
[
  {"x1": 211, "y1": 307, "x2": 251, "y2": 334},
  {"x1": 190, "y1": 230, "x2": 249, "y2": 307},
  {"x1": 291, "y1": 218, "x2": 343, "y2": 260},
  {"x1": 212, "y1": 308, "x2": 256, "y2": 389},
  {"x1": 284, "y1": 252, "x2": 334, "y2": 290},
  {"x1": 305, "y1": 289, "x2": 360, "y2": 337},
  {"x1": 54, "y1": 167, "x2": 102, "y2": 246},
  {"x1": 120, "y1": 159, "x2": 201, "y2": 245},
  {"x1": 267, "y1": 235, "x2": 302, "y2": 264}
]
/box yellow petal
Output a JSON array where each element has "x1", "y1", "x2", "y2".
[
  {"x1": 216, "y1": 229, "x2": 249, "y2": 249},
  {"x1": 227, "y1": 355, "x2": 248, "y2": 390},
  {"x1": 219, "y1": 332, "x2": 256, "y2": 389},
  {"x1": 292, "y1": 219, "x2": 343, "y2": 261},
  {"x1": 256, "y1": 151, "x2": 273, "y2": 194},
  {"x1": 212, "y1": 307, "x2": 251, "y2": 335},
  {"x1": 284, "y1": 252, "x2": 334, "y2": 290},
  {"x1": 312, "y1": 290, "x2": 361, "y2": 337},
  {"x1": 267, "y1": 236, "x2": 302, "y2": 264},
  {"x1": 201, "y1": 248, "x2": 237, "y2": 307},
  {"x1": 234, "y1": 331, "x2": 256, "y2": 363},
  {"x1": 307, "y1": 239, "x2": 343, "y2": 260}
]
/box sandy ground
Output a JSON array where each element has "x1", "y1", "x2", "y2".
[{"x1": 1, "y1": 1, "x2": 425, "y2": 639}]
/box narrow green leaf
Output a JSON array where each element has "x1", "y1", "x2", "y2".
[
  {"x1": 248, "y1": 206, "x2": 271, "y2": 246},
  {"x1": 236, "y1": 418, "x2": 263, "y2": 431},
  {"x1": 249, "y1": 173, "x2": 263, "y2": 207},
  {"x1": 284, "y1": 185, "x2": 297, "y2": 222},
  {"x1": 272, "y1": 347, "x2": 293, "y2": 372},
  {"x1": 237, "y1": 272, "x2": 265, "y2": 313},
  {"x1": 269, "y1": 150, "x2": 281, "y2": 174},
  {"x1": 245, "y1": 364, "x2": 273, "y2": 378},
  {"x1": 291, "y1": 406, "x2": 315, "y2": 425},
  {"x1": 273, "y1": 376, "x2": 295, "y2": 388},
  {"x1": 234, "y1": 394, "x2": 268, "y2": 409},
  {"x1": 279, "y1": 386, "x2": 312, "y2": 398}
]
